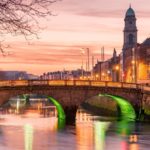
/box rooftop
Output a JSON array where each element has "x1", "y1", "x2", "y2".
[
  {"x1": 125, "y1": 6, "x2": 135, "y2": 17},
  {"x1": 142, "y1": 38, "x2": 150, "y2": 46}
]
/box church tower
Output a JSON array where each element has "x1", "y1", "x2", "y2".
[{"x1": 123, "y1": 6, "x2": 137, "y2": 50}]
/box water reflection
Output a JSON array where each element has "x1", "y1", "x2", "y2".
[
  {"x1": 76, "y1": 121, "x2": 94, "y2": 150},
  {"x1": 0, "y1": 115, "x2": 64, "y2": 150},
  {"x1": 76, "y1": 108, "x2": 140, "y2": 150},
  {"x1": 94, "y1": 121, "x2": 110, "y2": 150},
  {"x1": 115, "y1": 121, "x2": 139, "y2": 150},
  {"x1": 0, "y1": 107, "x2": 148, "y2": 150},
  {"x1": 76, "y1": 109, "x2": 111, "y2": 150},
  {"x1": 129, "y1": 135, "x2": 139, "y2": 150},
  {"x1": 24, "y1": 124, "x2": 33, "y2": 150},
  {"x1": 0, "y1": 98, "x2": 66, "y2": 150}
]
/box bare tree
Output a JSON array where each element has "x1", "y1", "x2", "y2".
[{"x1": 0, "y1": 0, "x2": 60, "y2": 54}]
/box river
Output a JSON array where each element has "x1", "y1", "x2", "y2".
[{"x1": 0, "y1": 109, "x2": 149, "y2": 150}]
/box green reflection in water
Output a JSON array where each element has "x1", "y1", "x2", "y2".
[
  {"x1": 99, "y1": 94, "x2": 136, "y2": 121},
  {"x1": 116, "y1": 121, "x2": 134, "y2": 136},
  {"x1": 58, "y1": 118, "x2": 66, "y2": 130},
  {"x1": 94, "y1": 121, "x2": 111, "y2": 150},
  {"x1": 22, "y1": 94, "x2": 30, "y2": 105},
  {"x1": 24, "y1": 124, "x2": 33, "y2": 150},
  {"x1": 47, "y1": 97, "x2": 66, "y2": 120}
]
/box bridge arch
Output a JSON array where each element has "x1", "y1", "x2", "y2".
[
  {"x1": 47, "y1": 96, "x2": 65, "y2": 119},
  {"x1": 7, "y1": 94, "x2": 66, "y2": 120},
  {"x1": 0, "y1": 84, "x2": 142, "y2": 123},
  {"x1": 4, "y1": 92, "x2": 137, "y2": 122},
  {"x1": 99, "y1": 94, "x2": 136, "y2": 121}
]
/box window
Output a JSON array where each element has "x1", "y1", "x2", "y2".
[{"x1": 128, "y1": 34, "x2": 134, "y2": 45}]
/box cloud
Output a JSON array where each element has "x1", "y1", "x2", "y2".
[
  {"x1": 137, "y1": 11, "x2": 150, "y2": 18},
  {"x1": 76, "y1": 9, "x2": 123, "y2": 18},
  {"x1": 0, "y1": 41, "x2": 115, "y2": 74}
]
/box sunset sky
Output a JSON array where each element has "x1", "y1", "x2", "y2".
[{"x1": 0, "y1": 0, "x2": 150, "y2": 75}]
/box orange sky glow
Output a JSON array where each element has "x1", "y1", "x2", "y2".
[{"x1": 0, "y1": 0, "x2": 150, "y2": 75}]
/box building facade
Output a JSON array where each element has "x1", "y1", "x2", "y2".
[
  {"x1": 123, "y1": 7, "x2": 150, "y2": 83},
  {"x1": 93, "y1": 6, "x2": 150, "y2": 83}
]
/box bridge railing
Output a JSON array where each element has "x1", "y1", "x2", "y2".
[
  {"x1": 0, "y1": 80, "x2": 141, "y2": 90},
  {"x1": 90, "y1": 81, "x2": 106, "y2": 87},
  {"x1": 122, "y1": 83, "x2": 139, "y2": 89},
  {"x1": 141, "y1": 85, "x2": 150, "y2": 92},
  {"x1": 107, "y1": 82, "x2": 122, "y2": 88},
  {"x1": 0, "y1": 80, "x2": 28, "y2": 86}
]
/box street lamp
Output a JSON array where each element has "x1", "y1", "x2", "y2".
[
  {"x1": 81, "y1": 49, "x2": 85, "y2": 78},
  {"x1": 115, "y1": 65, "x2": 119, "y2": 71},
  {"x1": 81, "y1": 48, "x2": 90, "y2": 71},
  {"x1": 81, "y1": 48, "x2": 91, "y2": 79},
  {"x1": 107, "y1": 70, "x2": 111, "y2": 81},
  {"x1": 87, "y1": 48, "x2": 90, "y2": 72},
  {"x1": 115, "y1": 65, "x2": 119, "y2": 82},
  {"x1": 102, "y1": 72, "x2": 105, "y2": 81},
  {"x1": 95, "y1": 74, "x2": 99, "y2": 80}
]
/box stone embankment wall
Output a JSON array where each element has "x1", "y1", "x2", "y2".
[
  {"x1": 142, "y1": 91, "x2": 150, "y2": 120},
  {"x1": 82, "y1": 96, "x2": 118, "y2": 117}
]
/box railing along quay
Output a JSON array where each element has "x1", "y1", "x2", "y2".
[{"x1": 0, "y1": 80, "x2": 141, "y2": 89}]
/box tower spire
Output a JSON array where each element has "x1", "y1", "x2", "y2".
[
  {"x1": 123, "y1": 6, "x2": 137, "y2": 50},
  {"x1": 129, "y1": 3, "x2": 131, "y2": 8}
]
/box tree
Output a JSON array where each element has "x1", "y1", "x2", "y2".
[{"x1": 0, "y1": 0, "x2": 60, "y2": 54}]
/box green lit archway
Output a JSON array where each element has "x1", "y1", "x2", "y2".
[
  {"x1": 99, "y1": 94, "x2": 136, "y2": 121},
  {"x1": 22, "y1": 95, "x2": 66, "y2": 119},
  {"x1": 14, "y1": 94, "x2": 66, "y2": 120},
  {"x1": 47, "y1": 96, "x2": 66, "y2": 120}
]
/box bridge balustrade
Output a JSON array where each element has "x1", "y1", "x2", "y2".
[
  {"x1": 0, "y1": 80, "x2": 145, "y2": 91},
  {"x1": 66, "y1": 80, "x2": 75, "y2": 86},
  {"x1": 0, "y1": 80, "x2": 29, "y2": 87},
  {"x1": 0, "y1": 80, "x2": 12, "y2": 87},
  {"x1": 142, "y1": 86, "x2": 150, "y2": 92},
  {"x1": 75, "y1": 80, "x2": 91, "y2": 86},
  {"x1": 90, "y1": 81, "x2": 106, "y2": 87},
  {"x1": 122, "y1": 83, "x2": 137, "y2": 89},
  {"x1": 28, "y1": 80, "x2": 48, "y2": 86},
  {"x1": 11, "y1": 80, "x2": 29, "y2": 86},
  {"x1": 48, "y1": 80, "x2": 66, "y2": 86},
  {"x1": 107, "y1": 82, "x2": 122, "y2": 88}
]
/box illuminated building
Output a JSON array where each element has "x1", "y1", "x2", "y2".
[
  {"x1": 136, "y1": 39, "x2": 150, "y2": 82},
  {"x1": 92, "y1": 6, "x2": 150, "y2": 83},
  {"x1": 122, "y1": 6, "x2": 150, "y2": 83},
  {"x1": 92, "y1": 49, "x2": 120, "y2": 82}
]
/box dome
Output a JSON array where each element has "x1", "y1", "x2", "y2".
[
  {"x1": 125, "y1": 7, "x2": 135, "y2": 17},
  {"x1": 142, "y1": 38, "x2": 150, "y2": 46}
]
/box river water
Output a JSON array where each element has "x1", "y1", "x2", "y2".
[{"x1": 0, "y1": 109, "x2": 149, "y2": 150}]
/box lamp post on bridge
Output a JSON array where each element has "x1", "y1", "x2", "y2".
[
  {"x1": 115, "y1": 65, "x2": 120, "y2": 82},
  {"x1": 81, "y1": 48, "x2": 91, "y2": 79},
  {"x1": 81, "y1": 49, "x2": 85, "y2": 79}
]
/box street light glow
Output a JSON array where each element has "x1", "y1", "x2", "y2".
[{"x1": 115, "y1": 65, "x2": 119, "y2": 70}]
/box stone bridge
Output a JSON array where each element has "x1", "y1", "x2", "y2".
[{"x1": 0, "y1": 80, "x2": 145, "y2": 122}]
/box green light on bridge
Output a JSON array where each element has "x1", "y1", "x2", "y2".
[
  {"x1": 99, "y1": 94, "x2": 136, "y2": 121},
  {"x1": 47, "y1": 96, "x2": 66, "y2": 120}
]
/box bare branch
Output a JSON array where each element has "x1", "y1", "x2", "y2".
[{"x1": 0, "y1": 0, "x2": 60, "y2": 54}]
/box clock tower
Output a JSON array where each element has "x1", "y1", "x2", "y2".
[{"x1": 123, "y1": 6, "x2": 137, "y2": 50}]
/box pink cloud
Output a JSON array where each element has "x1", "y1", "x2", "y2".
[{"x1": 0, "y1": 0, "x2": 150, "y2": 75}]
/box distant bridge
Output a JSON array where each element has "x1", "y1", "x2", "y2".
[{"x1": 0, "y1": 80, "x2": 149, "y2": 122}]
